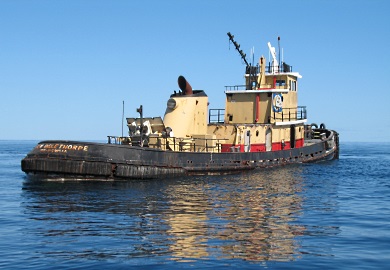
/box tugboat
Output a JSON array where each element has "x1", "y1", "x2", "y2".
[{"x1": 21, "y1": 33, "x2": 339, "y2": 180}]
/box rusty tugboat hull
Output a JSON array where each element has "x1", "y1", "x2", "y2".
[
  {"x1": 21, "y1": 129, "x2": 339, "y2": 180},
  {"x1": 21, "y1": 33, "x2": 340, "y2": 180}
]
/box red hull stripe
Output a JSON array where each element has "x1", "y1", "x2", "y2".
[{"x1": 221, "y1": 138, "x2": 304, "y2": 152}]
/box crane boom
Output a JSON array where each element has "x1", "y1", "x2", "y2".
[{"x1": 227, "y1": 32, "x2": 249, "y2": 66}]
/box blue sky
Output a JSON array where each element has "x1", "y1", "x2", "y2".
[{"x1": 1, "y1": 0, "x2": 389, "y2": 142}]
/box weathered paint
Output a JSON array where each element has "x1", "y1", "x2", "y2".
[{"x1": 21, "y1": 130, "x2": 339, "y2": 180}]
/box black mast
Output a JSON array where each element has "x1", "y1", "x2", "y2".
[{"x1": 227, "y1": 32, "x2": 249, "y2": 67}]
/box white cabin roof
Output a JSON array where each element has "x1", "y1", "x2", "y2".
[{"x1": 225, "y1": 89, "x2": 289, "y2": 94}]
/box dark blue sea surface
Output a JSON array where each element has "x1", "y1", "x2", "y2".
[{"x1": 0, "y1": 141, "x2": 389, "y2": 269}]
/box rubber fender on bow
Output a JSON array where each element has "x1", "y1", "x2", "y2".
[
  {"x1": 311, "y1": 123, "x2": 318, "y2": 129},
  {"x1": 320, "y1": 123, "x2": 326, "y2": 129}
]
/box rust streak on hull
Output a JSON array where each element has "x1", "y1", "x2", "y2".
[{"x1": 21, "y1": 130, "x2": 338, "y2": 180}]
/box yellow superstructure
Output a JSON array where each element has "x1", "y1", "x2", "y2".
[{"x1": 125, "y1": 34, "x2": 307, "y2": 153}]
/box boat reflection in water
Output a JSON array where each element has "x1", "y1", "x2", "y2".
[
  {"x1": 22, "y1": 167, "x2": 313, "y2": 263},
  {"x1": 164, "y1": 167, "x2": 305, "y2": 262}
]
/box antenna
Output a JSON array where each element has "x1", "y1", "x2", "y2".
[
  {"x1": 278, "y1": 36, "x2": 281, "y2": 69},
  {"x1": 251, "y1": 46, "x2": 255, "y2": 66},
  {"x1": 122, "y1": 100, "x2": 124, "y2": 137}
]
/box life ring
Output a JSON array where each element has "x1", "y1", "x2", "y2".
[
  {"x1": 311, "y1": 123, "x2": 318, "y2": 129},
  {"x1": 320, "y1": 123, "x2": 326, "y2": 129},
  {"x1": 272, "y1": 93, "x2": 283, "y2": 112}
]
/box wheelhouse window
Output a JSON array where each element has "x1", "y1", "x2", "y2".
[{"x1": 290, "y1": 80, "x2": 297, "y2": 91}]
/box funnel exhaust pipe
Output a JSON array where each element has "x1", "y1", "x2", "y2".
[{"x1": 178, "y1": 75, "x2": 193, "y2": 95}]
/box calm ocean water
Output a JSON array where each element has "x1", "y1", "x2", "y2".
[{"x1": 0, "y1": 140, "x2": 389, "y2": 269}]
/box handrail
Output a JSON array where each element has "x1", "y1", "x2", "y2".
[
  {"x1": 155, "y1": 137, "x2": 226, "y2": 153},
  {"x1": 108, "y1": 135, "x2": 227, "y2": 153},
  {"x1": 272, "y1": 106, "x2": 307, "y2": 122},
  {"x1": 225, "y1": 85, "x2": 247, "y2": 91},
  {"x1": 266, "y1": 63, "x2": 293, "y2": 73},
  {"x1": 225, "y1": 84, "x2": 289, "y2": 91}
]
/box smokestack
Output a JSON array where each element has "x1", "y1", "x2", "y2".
[{"x1": 178, "y1": 75, "x2": 193, "y2": 95}]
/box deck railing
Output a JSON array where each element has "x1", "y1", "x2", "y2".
[
  {"x1": 266, "y1": 63, "x2": 293, "y2": 73},
  {"x1": 208, "y1": 106, "x2": 306, "y2": 124},
  {"x1": 225, "y1": 83, "x2": 289, "y2": 91},
  {"x1": 243, "y1": 64, "x2": 294, "y2": 74},
  {"x1": 107, "y1": 135, "x2": 226, "y2": 153},
  {"x1": 272, "y1": 106, "x2": 307, "y2": 122},
  {"x1": 224, "y1": 85, "x2": 247, "y2": 91}
]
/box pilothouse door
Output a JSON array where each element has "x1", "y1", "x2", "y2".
[
  {"x1": 244, "y1": 130, "x2": 251, "y2": 152},
  {"x1": 290, "y1": 124, "x2": 296, "y2": 149},
  {"x1": 266, "y1": 128, "x2": 272, "y2": 151}
]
